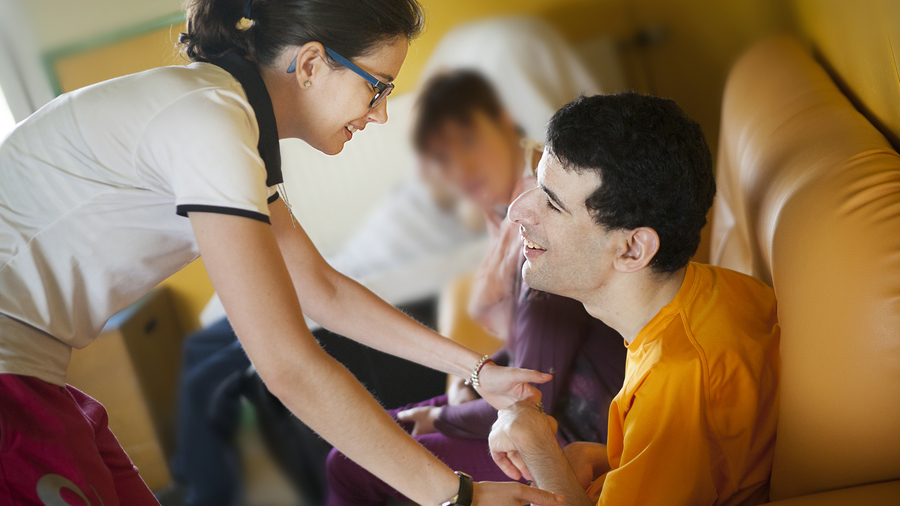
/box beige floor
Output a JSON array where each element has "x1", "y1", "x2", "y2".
[{"x1": 237, "y1": 415, "x2": 304, "y2": 506}]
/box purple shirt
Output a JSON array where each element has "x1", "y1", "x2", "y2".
[{"x1": 434, "y1": 277, "x2": 626, "y2": 444}]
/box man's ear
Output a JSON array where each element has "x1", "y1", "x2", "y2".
[
  {"x1": 292, "y1": 41, "x2": 328, "y2": 86},
  {"x1": 612, "y1": 227, "x2": 660, "y2": 273}
]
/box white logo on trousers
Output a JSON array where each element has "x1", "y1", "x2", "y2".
[{"x1": 36, "y1": 474, "x2": 104, "y2": 506}]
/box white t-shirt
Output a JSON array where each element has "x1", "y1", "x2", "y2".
[{"x1": 0, "y1": 54, "x2": 282, "y2": 385}]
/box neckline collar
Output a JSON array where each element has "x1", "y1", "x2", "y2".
[
  {"x1": 627, "y1": 262, "x2": 697, "y2": 351},
  {"x1": 203, "y1": 52, "x2": 283, "y2": 187}
]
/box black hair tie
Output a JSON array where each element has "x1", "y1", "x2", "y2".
[{"x1": 243, "y1": 0, "x2": 254, "y2": 20}]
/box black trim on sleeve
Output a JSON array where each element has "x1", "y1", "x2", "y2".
[
  {"x1": 203, "y1": 52, "x2": 283, "y2": 187},
  {"x1": 267, "y1": 192, "x2": 280, "y2": 204},
  {"x1": 177, "y1": 204, "x2": 271, "y2": 224}
]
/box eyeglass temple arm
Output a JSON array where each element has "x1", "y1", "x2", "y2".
[{"x1": 324, "y1": 47, "x2": 380, "y2": 87}]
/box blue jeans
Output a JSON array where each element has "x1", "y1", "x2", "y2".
[{"x1": 170, "y1": 318, "x2": 249, "y2": 506}]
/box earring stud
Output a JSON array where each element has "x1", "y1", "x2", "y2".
[{"x1": 303, "y1": 80, "x2": 311, "y2": 88}]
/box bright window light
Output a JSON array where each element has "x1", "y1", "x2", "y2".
[{"x1": 0, "y1": 84, "x2": 16, "y2": 140}]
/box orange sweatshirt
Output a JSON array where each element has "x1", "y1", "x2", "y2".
[{"x1": 595, "y1": 263, "x2": 780, "y2": 506}]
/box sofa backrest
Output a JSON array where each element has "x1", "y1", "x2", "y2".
[{"x1": 711, "y1": 36, "x2": 900, "y2": 501}]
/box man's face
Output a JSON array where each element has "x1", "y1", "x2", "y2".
[{"x1": 508, "y1": 150, "x2": 615, "y2": 298}]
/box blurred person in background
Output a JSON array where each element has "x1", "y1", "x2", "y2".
[{"x1": 324, "y1": 69, "x2": 627, "y2": 506}]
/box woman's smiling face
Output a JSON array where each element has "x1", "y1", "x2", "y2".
[{"x1": 282, "y1": 37, "x2": 409, "y2": 155}]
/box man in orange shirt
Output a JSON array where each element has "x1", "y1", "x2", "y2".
[{"x1": 488, "y1": 92, "x2": 780, "y2": 506}]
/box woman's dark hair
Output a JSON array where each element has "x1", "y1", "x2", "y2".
[
  {"x1": 413, "y1": 69, "x2": 506, "y2": 152},
  {"x1": 180, "y1": 0, "x2": 424, "y2": 67},
  {"x1": 546, "y1": 92, "x2": 716, "y2": 274}
]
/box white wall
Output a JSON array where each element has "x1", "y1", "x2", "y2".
[
  {"x1": 281, "y1": 93, "x2": 417, "y2": 256},
  {"x1": 0, "y1": 0, "x2": 57, "y2": 119}
]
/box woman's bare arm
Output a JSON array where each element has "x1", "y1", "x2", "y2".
[{"x1": 266, "y1": 201, "x2": 550, "y2": 409}]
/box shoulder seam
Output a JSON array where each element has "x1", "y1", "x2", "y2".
[{"x1": 680, "y1": 308, "x2": 739, "y2": 496}]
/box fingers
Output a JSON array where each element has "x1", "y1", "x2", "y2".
[
  {"x1": 508, "y1": 450, "x2": 533, "y2": 482},
  {"x1": 490, "y1": 450, "x2": 523, "y2": 481},
  {"x1": 396, "y1": 410, "x2": 421, "y2": 435},
  {"x1": 490, "y1": 449, "x2": 532, "y2": 482},
  {"x1": 514, "y1": 484, "x2": 565, "y2": 506},
  {"x1": 513, "y1": 367, "x2": 553, "y2": 385},
  {"x1": 509, "y1": 368, "x2": 552, "y2": 404},
  {"x1": 397, "y1": 406, "x2": 430, "y2": 421},
  {"x1": 396, "y1": 409, "x2": 414, "y2": 422},
  {"x1": 478, "y1": 365, "x2": 552, "y2": 409},
  {"x1": 473, "y1": 482, "x2": 564, "y2": 506}
]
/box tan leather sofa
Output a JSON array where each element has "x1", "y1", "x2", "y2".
[{"x1": 711, "y1": 35, "x2": 900, "y2": 504}]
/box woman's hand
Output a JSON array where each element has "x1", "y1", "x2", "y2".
[
  {"x1": 396, "y1": 406, "x2": 441, "y2": 436},
  {"x1": 472, "y1": 481, "x2": 564, "y2": 506},
  {"x1": 475, "y1": 362, "x2": 552, "y2": 410}
]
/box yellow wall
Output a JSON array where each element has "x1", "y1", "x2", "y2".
[
  {"x1": 393, "y1": 0, "x2": 634, "y2": 94},
  {"x1": 790, "y1": 0, "x2": 900, "y2": 149},
  {"x1": 52, "y1": 23, "x2": 186, "y2": 93}
]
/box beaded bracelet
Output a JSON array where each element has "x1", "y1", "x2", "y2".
[{"x1": 464, "y1": 355, "x2": 493, "y2": 388}]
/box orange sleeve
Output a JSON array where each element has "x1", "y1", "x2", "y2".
[{"x1": 598, "y1": 363, "x2": 719, "y2": 506}]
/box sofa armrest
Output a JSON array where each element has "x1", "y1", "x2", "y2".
[
  {"x1": 437, "y1": 272, "x2": 505, "y2": 357},
  {"x1": 766, "y1": 480, "x2": 900, "y2": 505}
]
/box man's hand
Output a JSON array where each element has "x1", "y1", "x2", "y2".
[
  {"x1": 447, "y1": 375, "x2": 480, "y2": 405},
  {"x1": 476, "y1": 363, "x2": 552, "y2": 410},
  {"x1": 396, "y1": 406, "x2": 441, "y2": 436},
  {"x1": 489, "y1": 402, "x2": 596, "y2": 506},
  {"x1": 489, "y1": 401, "x2": 559, "y2": 481},
  {"x1": 563, "y1": 442, "x2": 610, "y2": 490}
]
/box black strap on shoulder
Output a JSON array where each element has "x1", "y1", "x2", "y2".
[{"x1": 203, "y1": 52, "x2": 283, "y2": 187}]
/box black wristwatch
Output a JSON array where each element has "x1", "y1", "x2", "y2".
[{"x1": 441, "y1": 471, "x2": 474, "y2": 506}]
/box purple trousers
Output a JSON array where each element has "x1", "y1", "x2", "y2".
[{"x1": 325, "y1": 394, "x2": 520, "y2": 506}]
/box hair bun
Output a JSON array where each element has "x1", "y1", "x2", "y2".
[{"x1": 235, "y1": 17, "x2": 254, "y2": 31}]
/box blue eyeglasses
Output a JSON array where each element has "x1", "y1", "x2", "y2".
[{"x1": 287, "y1": 47, "x2": 395, "y2": 109}]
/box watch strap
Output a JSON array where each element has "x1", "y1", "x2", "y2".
[{"x1": 441, "y1": 471, "x2": 474, "y2": 506}]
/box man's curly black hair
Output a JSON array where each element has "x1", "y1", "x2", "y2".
[{"x1": 546, "y1": 92, "x2": 716, "y2": 274}]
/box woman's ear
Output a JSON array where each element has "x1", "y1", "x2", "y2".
[
  {"x1": 292, "y1": 41, "x2": 328, "y2": 86},
  {"x1": 613, "y1": 227, "x2": 660, "y2": 273}
]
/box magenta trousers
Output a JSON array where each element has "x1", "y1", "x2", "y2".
[
  {"x1": 0, "y1": 374, "x2": 159, "y2": 506},
  {"x1": 325, "y1": 394, "x2": 520, "y2": 506}
]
